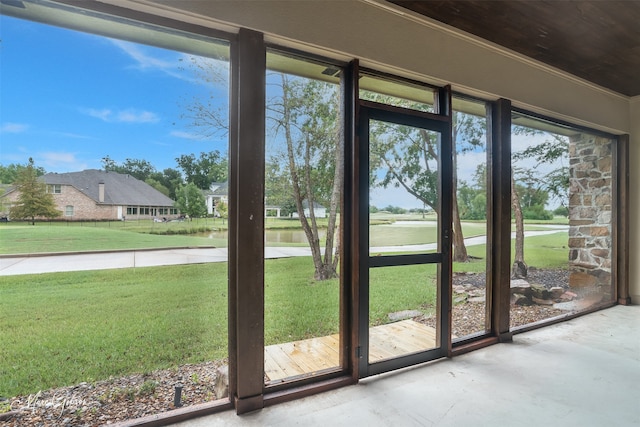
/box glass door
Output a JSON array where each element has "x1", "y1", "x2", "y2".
[{"x1": 358, "y1": 102, "x2": 452, "y2": 377}]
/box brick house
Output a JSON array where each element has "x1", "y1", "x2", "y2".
[{"x1": 2, "y1": 169, "x2": 178, "y2": 221}]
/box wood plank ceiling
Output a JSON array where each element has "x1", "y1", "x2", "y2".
[{"x1": 389, "y1": 1, "x2": 640, "y2": 97}]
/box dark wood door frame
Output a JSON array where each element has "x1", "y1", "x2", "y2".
[{"x1": 356, "y1": 95, "x2": 453, "y2": 378}]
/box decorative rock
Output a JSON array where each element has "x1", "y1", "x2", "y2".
[
  {"x1": 550, "y1": 287, "x2": 564, "y2": 299},
  {"x1": 468, "y1": 296, "x2": 485, "y2": 304},
  {"x1": 453, "y1": 295, "x2": 468, "y2": 305},
  {"x1": 530, "y1": 283, "x2": 549, "y2": 300},
  {"x1": 511, "y1": 261, "x2": 528, "y2": 279},
  {"x1": 532, "y1": 297, "x2": 555, "y2": 306},
  {"x1": 511, "y1": 293, "x2": 530, "y2": 306},
  {"x1": 213, "y1": 365, "x2": 228, "y2": 399},
  {"x1": 510, "y1": 279, "x2": 531, "y2": 296}
]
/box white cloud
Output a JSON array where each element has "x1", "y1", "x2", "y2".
[
  {"x1": 456, "y1": 150, "x2": 487, "y2": 185},
  {"x1": 82, "y1": 108, "x2": 159, "y2": 123},
  {"x1": 38, "y1": 152, "x2": 88, "y2": 172},
  {"x1": 170, "y1": 130, "x2": 206, "y2": 140},
  {"x1": 116, "y1": 109, "x2": 159, "y2": 123},
  {"x1": 110, "y1": 39, "x2": 189, "y2": 81},
  {"x1": 85, "y1": 108, "x2": 112, "y2": 121},
  {"x1": 111, "y1": 39, "x2": 173, "y2": 70},
  {"x1": 51, "y1": 131, "x2": 95, "y2": 140},
  {"x1": 1, "y1": 122, "x2": 29, "y2": 133}
]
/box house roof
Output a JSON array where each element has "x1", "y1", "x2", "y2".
[
  {"x1": 202, "y1": 182, "x2": 228, "y2": 197},
  {"x1": 210, "y1": 182, "x2": 228, "y2": 196},
  {"x1": 43, "y1": 169, "x2": 175, "y2": 207}
]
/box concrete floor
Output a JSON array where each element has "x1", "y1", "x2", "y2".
[{"x1": 173, "y1": 305, "x2": 640, "y2": 427}]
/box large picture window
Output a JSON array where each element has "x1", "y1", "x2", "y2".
[
  {"x1": 0, "y1": 8, "x2": 231, "y2": 424},
  {"x1": 263, "y1": 50, "x2": 345, "y2": 385},
  {"x1": 509, "y1": 113, "x2": 616, "y2": 330}
]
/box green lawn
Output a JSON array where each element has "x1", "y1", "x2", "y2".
[
  {"x1": 0, "y1": 224, "x2": 225, "y2": 254},
  {"x1": 369, "y1": 222, "x2": 487, "y2": 247},
  {"x1": 0, "y1": 223, "x2": 570, "y2": 397},
  {"x1": 0, "y1": 264, "x2": 228, "y2": 397},
  {"x1": 0, "y1": 219, "x2": 562, "y2": 255},
  {"x1": 0, "y1": 256, "x2": 442, "y2": 397}
]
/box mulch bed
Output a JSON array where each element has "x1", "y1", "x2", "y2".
[{"x1": 2, "y1": 361, "x2": 227, "y2": 427}]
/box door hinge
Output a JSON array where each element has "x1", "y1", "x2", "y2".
[{"x1": 356, "y1": 346, "x2": 362, "y2": 359}]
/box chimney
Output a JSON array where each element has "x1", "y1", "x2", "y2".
[{"x1": 98, "y1": 181, "x2": 105, "y2": 203}]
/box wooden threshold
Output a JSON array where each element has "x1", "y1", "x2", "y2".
[{"x1": 265, "y1": 320, "x2": 437, "y2": 382}]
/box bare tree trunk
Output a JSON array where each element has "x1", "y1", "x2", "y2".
[
  {"x1": 280, "y1": 74, "x2": 340, "y2": 281},
  {"x1": 451, "y1": 125, "x2": 468, "y2": 262},
  {"x1": 511, "y1": 172, "x2": 527, "y2": 278},
  {"x1": 452, "y1": 189, "x2": 468, "y2": 262}
]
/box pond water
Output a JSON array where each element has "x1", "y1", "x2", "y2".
[{"x1": 198, "y1": 229, "x2": 326, "y2": 244}]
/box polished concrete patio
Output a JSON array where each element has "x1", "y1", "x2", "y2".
[{"x1": 173, "y1": 304, "x2": 639, "y2": 427}]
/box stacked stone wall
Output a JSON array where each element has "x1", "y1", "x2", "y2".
[{"x1": 568, "y1": 134, "x2": 613, "y2": 292}]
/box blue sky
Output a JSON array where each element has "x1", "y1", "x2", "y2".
[
  {"x1": 1, "y1": 14, "x2": 559, "y2": 210},
  {"x1": 0, "y1": 15, "x2": 229, "y2": 173}
]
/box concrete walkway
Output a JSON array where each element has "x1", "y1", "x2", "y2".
[
  {"x1": 0, "y1": 227, "x2": 567, "y2": 276},
  {"x1": 0, "y1": 247, "x2": 312, "y2": 276}
]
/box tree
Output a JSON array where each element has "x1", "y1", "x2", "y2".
[
  {"x1": 145, "y1": 178, "x2": 171, "y2": 197},
  {"x1": 369, "y1": 107, "x2": 486, "y2": 262},
  {"x1": 9, "y1": 158, "x2": 60, "y2": 225},
  {"x1": 0, "y1": 162, "x2": 46, "y2": 184},
  {"x1": 458, "y1": 182, "x2": 487, "y2": 220},
  {"x1": 511, "y1": 172, "x2": 527, "y2": 278},
  {"x1": 514, "y1": 133, "x2": 569, "y2": 209},
  {"x1": 511, "y1": 129, "x2": 570, "y2": 277},
  {"x1": 101, "y1": 156, "x2": 156, "y2": 181},
  {"x1": 216, "y1": 200, "x2": 228, "y2": 221},
  {"x1": 265, "y1": 160, "x2": 297, "y2": 217},
  {"x1": 149, "y1": 168, "x2": 183, "y2": 200},
  {"x1": 175, "y1": 182, "x2": 207, "y2": 219},
  {"x1": 175, "y1": 151, "x2": 227, "y2": 190},
  {"x1": 268, "y1": 75, "x2": 343, "y2": 280}
]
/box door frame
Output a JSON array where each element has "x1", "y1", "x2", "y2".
[{"x1": 356, "y1": 98, "x2": 453, "y2": 378}]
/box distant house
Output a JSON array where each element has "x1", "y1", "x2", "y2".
[
  {"x1": 1, "y1": 169, "x2": 178, "y2": 221},
  {"x1": 203, "y1": 181, "x2": 229, "y2": 217},
  {"x1": 291, "y1": 200, "x2": 327, "y2": 219}
]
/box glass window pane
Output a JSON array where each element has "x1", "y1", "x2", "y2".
[
  {"x1": 510, "y1": 114, "x2": 615, "y2": 330},
  {"x1": 451, "y1": 97, "x2": 490, "y2": 340},
  {"x1": 0, "y1": 13, "x2": 230, "y2": 423},
  {"x1": 369, "y1": 264, "x2": 439, "y2": 363},
  {"x1": 264, "y1": 51, "x2": 343, "y2": 384},
  {"x1": 369, "y1": 119, "x2": 440, "y2": 255},
  {"x1": 359, "y1": 71, "x2": 435, "y2": 113}
]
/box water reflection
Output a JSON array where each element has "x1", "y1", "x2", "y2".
[{"x1": 199, "y1": 229, "x2": 326, "y2": 244}]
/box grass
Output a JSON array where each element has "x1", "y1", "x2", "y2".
[
  {"x1": 0, "y1": 224, "x2": 226, "y2": 254},
  {"x1": 0, "y1": 256, "x2": 443, "y2": 397},
  {"x1": 369, "y1": 263, "x2": 438, "y2": 326},
  {"x1": 0, "y1": 263, "x2": 228, "y2": 397},
  {"x1": 0, "y1": 222, "x2": 571, "y2": 397},
  {"x1": 370, "y1": 222, "x2": 487, "y2": 247},
  {"x1": 0, "y1": 219, "x2": 562, "y2": 255}
]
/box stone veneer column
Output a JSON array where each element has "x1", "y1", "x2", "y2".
[{"x1": 568, "y1": 134, "x2": 613, "y2": 294}]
